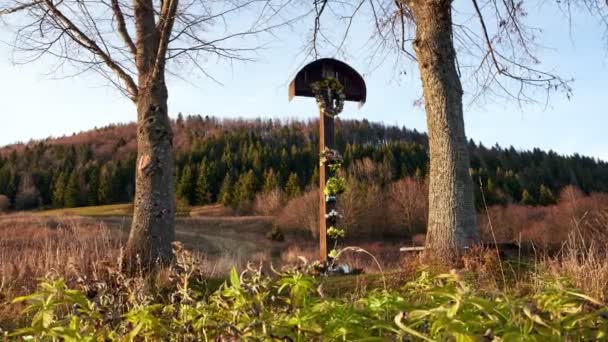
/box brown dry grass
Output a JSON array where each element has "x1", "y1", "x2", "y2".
[
  {"x1": 0, "y1": 215, "x2": 125, "y2": 327},
  {"x1": 0, "y1": 215, "x2": 125, "y2": 291},
  {"x1": 3, "y1": 200, "x2": 608, "y2": 327},
  {"x1": 189, "y1": 203, "x2": 236, "y2": 217},
  {"x1": 540, "y1": 233, "x2": 608, "y2": 301},
  {"x1": 0, "y1": 214, "x2": 406, "y2": 297}
]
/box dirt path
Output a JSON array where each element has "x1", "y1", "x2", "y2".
[{"x1": 96, "y1": 215, "x2": 284, "y2": 258}]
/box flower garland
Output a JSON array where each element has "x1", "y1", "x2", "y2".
[
  {"x1": 320, "y1": 147, "x2": 346, "y2": 262},
  {"x1": 310, "y1": 77, "x2": 346, "y2": 118},
  {"x1": 319, "y1": 147, "x2": 343, "y2": 170}
]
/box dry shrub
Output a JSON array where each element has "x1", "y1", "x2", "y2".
[
  {"x1": 541, "y1": 232, "x2": 608, "y2": 301},
  {"x1": 253, "y1": 189, "x2": 285, "y2": 216},
  {"x1": 412, "y1": 234, "x2": 426, "y2": 246},
  {"x1": 479, "y1": 188, "x2": 608, "y2": 249},
  {"x1": 234, "y1": 201, "x2": 254, "y2": 216},
  {"x1": 338, "y1": 180, "x2": 388, "y2": 238},
  {"x1": 559, "y1": 185, "x2": 585, "y2": 204},
  {"x1": 340, "y1": 158, "x2": 394, "y2": 237},
  {"x1": 386, "y1": 178, "x2": 428, "y2": 237},
  {"x1": 275, "y1": 189, "x2": 319, "y2": 236},
  {"x1": 0, "y1": 215, "x2": 126, "y2": 293},
  {"x1": 338, "y1": 176, "x2": 427, "y2": 240},
  {"x1": 461, "y1": 246, "x2": 505, "y2": 291},
  {"x1": 0, "y1": 195, "x2": 9, "y2": 213},
  {"x1": 276, "y1": 177, "x2": 427, "y2": 241},
  {"x1": 479, "y1": 204, "x2": 546, "y2": 243},
  {"x1": 347, "y1": 158, "x2": 392, "y2": 184},
  {"x1": 280, "y1": 243, "x2": 317, "y2": 265}
]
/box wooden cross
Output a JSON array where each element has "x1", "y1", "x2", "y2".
[{"x1": 289, "y1": 58, "x2": 366, "y2": 261}]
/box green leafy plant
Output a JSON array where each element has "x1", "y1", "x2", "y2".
[
  {"x1": 324, "y1": 176, "x2": 347, "y2": 197},
  {"x1": 10, "y1": 268, "x2": 608, "y2": 341},
  {"x1": 327, "y1": 226, "x2": 345, "y2": 239}
]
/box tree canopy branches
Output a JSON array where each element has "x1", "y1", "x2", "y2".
[
  {"x1": 306, "y1": 0, "x2": 608, "y2": 105},
  {"x1": 0, "y1": 0, "x2": 297, "y2": 101}
]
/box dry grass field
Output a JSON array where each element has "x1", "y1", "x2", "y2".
[
  {"x1": 3, "y1": 197, "x2": 608, "y2": 334},
  {"x1": 0, "y1": 212, "x2": 404, "y2": 294}
]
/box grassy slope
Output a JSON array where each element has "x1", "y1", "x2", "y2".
[
  {"x1": 26, "y1": 205, "x2": 389, "y2": 294},
  {"x1": 33, "y1": 203, "x2": 134, "y2": 217},
  {"x1": 32, "y1": 203, "x2": 234, "y2": 217}
]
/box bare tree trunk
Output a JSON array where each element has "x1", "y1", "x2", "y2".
[
  {"x1": 410, "y1": 0, "x2": 479, "y2": 262},
  {"x1": 125, "y1": 79, "x2": 175, "y2": 266}
]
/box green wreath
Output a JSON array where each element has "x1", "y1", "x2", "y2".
[{"x1": 310, "y1": 77, "x2": 346, "y2": 118}]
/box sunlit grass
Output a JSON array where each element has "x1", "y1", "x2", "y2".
[
  {"x1": 33, "y1": 202, "x2": 193, "y2": 217},
  {"x1": 33, "y1": 203, "x2": 134, "y2": 217}
]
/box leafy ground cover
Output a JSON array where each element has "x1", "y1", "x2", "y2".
[{"x1": 5, "y1": 246, "x2": 608, "y2": 341}]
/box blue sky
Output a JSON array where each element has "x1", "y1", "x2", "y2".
[{"x1": 0, "y1": 3, "x2": 607, "y2": 161}]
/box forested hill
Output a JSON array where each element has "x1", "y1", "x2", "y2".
[{"x1": 0, "y1": 114, "x2": 607, "y2": 211}]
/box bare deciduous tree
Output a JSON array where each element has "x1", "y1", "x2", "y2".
[
  {"x1": 0, "y1": 0, "x2": 294, "y2": 266},
  {"x1": 388, "y1": 177, "x2": 427, "y2": 236},
  {"x1": 306, "y1": 0, "x2": 607, "y2": 262}
]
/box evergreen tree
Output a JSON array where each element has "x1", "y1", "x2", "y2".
[
  {"x1": 6, "y1": 171, "x2": 19, "y2": 204},
  {"x1": 52, "y1": 172, "x2": 67, "y2": 207},
  {"x1": 521, "y1": 189, "x2": 536, "y2": 206},
  {"x1": 285, "y1": 172, "x2": 301, "y2": 199},
  {"x1": 262, "y1": 169, "x2": 279, "y2": 193},
  {"x1": 87, "y1": 166, "x2": 100, "y2": 206},
  {"x1": 279, "y1": 149, "x2": 289, "y2": 184},
  {"x1": 176, "y1": 165, "x2": 195, "y2": 204},
  {"x1": 538, "y1": 184, "x2": 556, "y2": 206},
  {"x1": 0, "y1": 167, "x2": 19, "y2": 204},
  {"x1": 98, "y1": 166, "x2": 115, "y2": 205},
  {"x1": 233, "y1": 170, "x2": 257, "y2": 206},
  {"x1": 112, "y1": 159, "x2": 134, "y2": 202},
  {"x1": 64, "y1": 171, "x2": 80, "y2": 208},
  {"x1": 0, "y1": 166, "x2": 11, "y2": 197},
  {"x1": 486, "y1": 179, "x2": 506, "y2": 206},
  {"x1": 4, "y1": 117, "x2": 608, "y2": 211},
  {"x1": 195, "y1": 163, "x2": 212, "y2": 205},
  {"x1": 218, "y1": 174, "x2": 233, "y2": 207},
  {"x1": 35, "y1": 171, "x2": 53, "y2": 206}
]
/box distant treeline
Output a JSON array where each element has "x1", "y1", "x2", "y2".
[{"x1": 0, "y1": 115, "x2": 607, "y2": 211}]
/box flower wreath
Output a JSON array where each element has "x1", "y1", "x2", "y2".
[
  {"x1": 310, "y1": 77, "x2": 346, "y2": 118},
  {"x1": 319, "y1": 147, "x2": 343, "y2": 168}
]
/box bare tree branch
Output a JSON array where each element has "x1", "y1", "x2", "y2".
[
  {"x1": 40, "y1": 0, "x2": 138, "y2": 99},
  {"x1": 302, "y1": 0, "x2": 608, "y2": 105},
  {"x1": 0, "y1": 0, "x2": 40, "y2": 15},
  {"x1": 111, "y1": 0, "x2": 136, "y2": 57},
  {"x1": 1, "y1": 0, "x2": 303, "y2": 99},
  {"x1": 150, "y1": 0, "x2": 178, "y2": 83}
]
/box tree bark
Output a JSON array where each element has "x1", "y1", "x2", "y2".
[
  {"x1": 410, "y1": 0, "x2": 479, "y2": 262},
  {"x1": 125, "y1": 78, "x2": 175, "y2": 266}
]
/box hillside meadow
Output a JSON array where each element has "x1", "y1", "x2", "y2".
[{"x1": 2, "y1": 115, "x2": 608, "y2": 340}]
